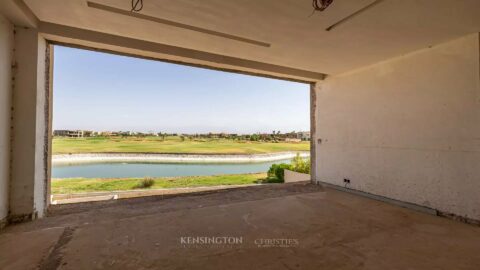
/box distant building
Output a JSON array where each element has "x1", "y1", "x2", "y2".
[
  {"x1": 99, "y1": 131, "x2": 112, "y2": 136},
  {"x1": 296, "y1": 131, "x2": 310, "y2": 141},
  {"x1": 53, "y1": 130, "x2": 86, "y2": 138}
]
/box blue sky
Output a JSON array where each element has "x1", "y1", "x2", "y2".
[{"x1": 53, "y1": 46, "x2": 310, "y2": 134}]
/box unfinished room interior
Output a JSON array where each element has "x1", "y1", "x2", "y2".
[{"x1": 0, "y1": 0, "x2": 479, "y2": 269}]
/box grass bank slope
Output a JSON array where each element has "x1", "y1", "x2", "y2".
[{"x1": 52, "y1": 173, "x2": 276, "y2": 194}]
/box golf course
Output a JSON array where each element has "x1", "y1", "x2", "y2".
[
  {"x1": 52, "y1": 136, "x2": 309, "y2": 195},
  {"x1": 52, "y1": 136, "x2": 310, "y2": 154}
]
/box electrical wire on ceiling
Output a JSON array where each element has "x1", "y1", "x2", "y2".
[
  {"x1": 308, "y1": 0, "x2": 334, "y2": 17},
  {"x1": 131, "y1": 0, "x2": 143, "y2": 12},
  {"x1": 312, "y1": 0, "x2": 334, "y2": 12}
]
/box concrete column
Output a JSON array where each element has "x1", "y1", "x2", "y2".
[
  {"x1": 9, "y1": 27, "x2": 50, "y2": 222},
  {"x1": 0, "y1": 15, "x2": 14, "y2": 228},
  {"x1": 310, "y1": 83, "x2": 319, "y2": 183}
]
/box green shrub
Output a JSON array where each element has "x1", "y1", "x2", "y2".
[
  {"x1": 267, "y1": 153, "x2": 311, "y2": 183},
  {"x1": 290, "y1": 153, "x2": 310, "y2": 174},
  {"x1": 250, "y1": 134, "x2": 260, "y2": 141},
  {"x1": 267, "y1": 163, "x2": 279, "y2": 178},
  {"x1": 134, "y1": 177, "x2": 155, "y2": 189},
  {"x1": 267, "y1": 163, "x2": 292, "y2": 182}
]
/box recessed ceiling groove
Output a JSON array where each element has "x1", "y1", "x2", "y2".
[
  {"x1": 87, "y1": 1, "x2": 271, "y2": 47},
  {"x1": 326, "y1": 0, "x2": 385, "y2": 31}
]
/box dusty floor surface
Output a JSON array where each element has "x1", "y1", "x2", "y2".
[
  {"x1": 51, "y1": 183, "x2": 263, "y2": 204},
  {"x1": 1, "y1": 183, "x2": 480, "y2": 270}
]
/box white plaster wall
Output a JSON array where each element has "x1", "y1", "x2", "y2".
[
  {"x1": 10, "y1": 27, "x2": 37, "y2": 217},
  {"x1": 316, "y1": 34, "x2": 480, "y2": 221},
  {"x1": 0, "y1": 15, "x2": 13, "y2": 224},
  {"x1": 10, "y1": 27, "x2": 48, "y2": 219},
  {"x1": 33, "y1": 35, "x2": 47, "y2": 218}
]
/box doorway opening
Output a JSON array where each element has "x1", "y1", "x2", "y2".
[{"x1": 50, "y1": 45, "x2": 312, "y2": 204}]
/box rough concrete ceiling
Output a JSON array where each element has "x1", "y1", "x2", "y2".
[{"x1": 24, "y1": 0, "x2": 480, "y2": 75}]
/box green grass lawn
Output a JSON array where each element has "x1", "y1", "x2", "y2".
[
  {"x1": 51, "y1": 173, "x2": 280, "y2": 194},
  {"x1": 52, "y1": 136, "x2": 309, "y2": 154}
]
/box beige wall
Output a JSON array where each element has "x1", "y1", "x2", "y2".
[
  {"x1": 9, "y1": 27, "x2": 49, "y2": 221},
  {"x1": 0, "y1": 15, "x2": 13, "y2": 226},
  {"x1": 284, "y1": 170, "x2": 310, "y2": 183},
  {"x1": 316, "y1": 33, "x2": 480, "y2": 221}
]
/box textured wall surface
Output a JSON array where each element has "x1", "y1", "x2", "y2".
[
  {"x1": 316, "y1": 34, "x2": 480, "y2": 221},
  {"x1": 9, "y1": 27, "x2": 48, "y2": 220},
  {"x1": 0, "y1": 15, "x2": 13, "y2": 225}
]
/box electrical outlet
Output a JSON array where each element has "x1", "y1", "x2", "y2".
[{"x1": 343, "y1": 178, "x2": 351, "y2": 184}]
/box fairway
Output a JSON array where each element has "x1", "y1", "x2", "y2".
[
  {"x1": 52, "y1": 136, "x2": 310, "y2": 154},
  {"x1": 51, "y1": 173, "x2": 269, "y2": 194}
]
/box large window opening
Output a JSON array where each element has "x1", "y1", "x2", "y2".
[{"x1": 51, "y1": 45, "x2": 311, "y2": 204}]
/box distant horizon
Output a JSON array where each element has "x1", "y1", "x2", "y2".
[
  {"x1": 53, "y1": 46, "x2": 310, "y2": 133},
  {"x1": 52, "y1": 129, "x2": 310, "y2": 135}
]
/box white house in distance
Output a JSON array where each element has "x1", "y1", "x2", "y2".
[{"x1": 296, "y1": 131, "x2": 310, "y2": 141}]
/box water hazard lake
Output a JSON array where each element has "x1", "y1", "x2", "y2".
[{"x1": 52, "y1": 159, "x2": 293, "y2": 178}]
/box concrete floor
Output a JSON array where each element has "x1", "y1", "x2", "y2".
[{"x1": 1, "y1": 183, "x2": 479, "y2": 270}]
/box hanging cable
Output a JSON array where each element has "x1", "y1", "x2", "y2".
[
  {"x1": 312, "y1": 0, "x2": 333, "y2": 12},
  {"x1": 131, "y1": 0, "x2": 143, "y2": 12}
]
